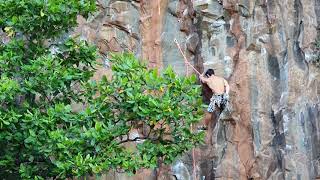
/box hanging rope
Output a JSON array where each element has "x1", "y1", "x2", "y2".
[
  {"x1": 174, "y1": 39, "x2": 201, "y2": 76},
  {"x1": 191, "y1": 126, "x2": 197, "y2": 180},
  {"x1": 174, "y1": 38, "x2": 199, "y2": 180}
]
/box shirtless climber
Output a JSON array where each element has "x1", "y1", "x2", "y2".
[{"x1": 199, "y1": 69, "x2": 230, "y2": 131}]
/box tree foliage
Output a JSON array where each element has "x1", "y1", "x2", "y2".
[{"x1": 0, "y1": 0, "x2": 204, "y2": 179}]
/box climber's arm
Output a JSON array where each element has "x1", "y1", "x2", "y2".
[
  {"x1": 199, "y1": 74, "x2": 208, "y2": 84},
  {"x1": 224, "y1": 79, "x2": 230, "y2": 94}
]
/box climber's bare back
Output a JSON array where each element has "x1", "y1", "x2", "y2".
[
  {"x1": 206, "y1": 76, "x2": 227, "y2": 94},
  {"x1": 200, "y1": 75, "x2": 229, "y2": 95}
]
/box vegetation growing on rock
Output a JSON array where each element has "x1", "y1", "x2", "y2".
[{"x1": 313, "y1": 36, "x2": 320, "y2": 67}]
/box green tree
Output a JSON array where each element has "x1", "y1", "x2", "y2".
[{"x1": 0, "y1": 0, "x2": 204, "y2": 179}]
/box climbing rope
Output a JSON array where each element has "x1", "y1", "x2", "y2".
[
  {"x1": 174, "y1": 39, "x2": 201, "y2": 76},
  {"x1": 174, "y1": 38, "x2": 199, "y2": 180}
]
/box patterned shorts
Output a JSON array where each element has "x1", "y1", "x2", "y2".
[{"x1": 207, "y1": 94, "x2": 228, "y2": 113}]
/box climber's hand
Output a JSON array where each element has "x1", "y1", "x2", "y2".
[{"x1": 199, "y1": 74, "x2": 207, "y2": 83}]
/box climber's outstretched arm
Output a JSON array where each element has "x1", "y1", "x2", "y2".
[
  {"x1": 200, "y1": 74, "x2": 208, "y2": 84},
  {"x1": 224, "y1": 79, "x2": 230, "y2": 94}
]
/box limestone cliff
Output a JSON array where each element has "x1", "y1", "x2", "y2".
[{"x1": 76, "y1": 0, "x2": 320, "y2": 179}]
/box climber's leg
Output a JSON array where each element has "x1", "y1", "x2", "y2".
[
  {"x1": 207, "y1": 97, "x2": 216, "y2": 113},
  {"x1": 203, "y1": 111, "x2": 212, "y2": 128},
  {"x1": 198, "y1": 95, "x2": 218, "y2": 130},
  {"x1": 201, "y1": 94, "x2": 227, "y2": 144},
  {"x1": 205, "y1": 106, "x2": 221, "y2": 145}
]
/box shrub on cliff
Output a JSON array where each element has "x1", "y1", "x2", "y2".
[
  {"x1": 0, "y1": 0, "x2": 204, "y2": 179},
  {"x1": 313, "y1": 36, "x2": 320, "y2": 67}
]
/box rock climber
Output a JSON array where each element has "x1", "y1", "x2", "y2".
[
  {"x1": 173, "y1": 38, "x2": 230, "y2": 130},
  {"x1": 199, "y1": 68, "x2": 230, "y2": 130}
]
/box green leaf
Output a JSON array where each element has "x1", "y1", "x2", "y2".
[
  {"x1": 57, "y1": 143, "x2": 66, "y2": 149},
  {"x1": 28, "y1": 156, "x2": 34, "y2": 162},
  {"x1": 95, "y1": 121, "x2": 102, "y2": 131},
  {"x1": 40, "y1": 9, "x2": 45, "y2": 17},
  {"x1": 2, "y1": 121, "x2": 10, "y2": 125},
  {"x1": 29, "y1": 129, "x2": 36, "y2": 136}
]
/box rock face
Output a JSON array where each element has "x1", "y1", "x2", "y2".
[{"x1": 77, "y1": 0, "x2": 320, "y2": 179}]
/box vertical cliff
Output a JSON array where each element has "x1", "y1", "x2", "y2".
[{"x1": 75, "y1": 0, "x2": 320, "y2": 179}]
